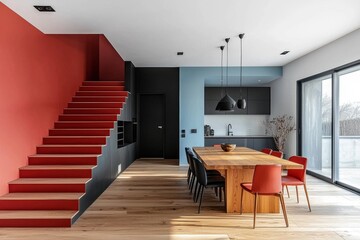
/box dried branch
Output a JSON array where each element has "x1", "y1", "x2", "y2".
[{"x1": 263, "y1": 114, "x2": 295, "y2": 152}]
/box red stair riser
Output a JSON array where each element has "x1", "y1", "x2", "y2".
[
  {"x1": 75, "y1": 91, "x2": 128, "y2": 97},
  {"x1": 49, "y1": 129, "x2": 110, "y2": 136},
  {"x1": 20, "y1": 169, "x2": 92, "y2": 178},
  {"x1": 68, "y1": 102, "x2": 123, "y2": 108},
  {"x1": 54, "y1": 122, "x2": 114, "y2": 129},
  {"x1": 59, "y1": 115, "x2": 117, "y2": 121},
  {"x1": 82, "y1": 81, "x2": 124, "y2": 86},
  {"x1": 43, "y1": 137, "x2": 107, "y2": 145},
  {"x1": 28, "y1": 156, "x2": 98, "y2": 165},
  {"x1": 0, "y1": 200, "x2": 78, "y2": 210},
  {"x1": 72, "y1": 96, "x2": 126, "y2": 102},
  {"x1": 79, "y1": 86, "x2": 125, "y2": 91},
  {"x1": 37, "y1": 146, "x2": 102, "y2": 154},
  {"x1": 9, "y1": 184, "x2": 85, "y2": 193},
  {"x1": 63, "y1": 108, "x2": 121, "y2": 114},
  {"x1": 0, "y1": 219, "x2": 71, "y2": 227}
]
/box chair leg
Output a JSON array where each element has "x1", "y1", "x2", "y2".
[
  {"x1": 187, "y1": 169, "x2": 191, "y2": 184},
  {"x1": 253, "y1": 193, "x2": 258, "y2": 229},
  {"x1": 286, "y1": 185, "x2": 290, "y2": 198},
  {"x1": 240, "y1": 187, "x2": 244, "y2": 215},
  {"x1": 215, "y1": 187, "x2": 218, "y2": 197},
  {"x1": 296, "y1": 186, "x2": 299, "y2": 203},
  {"x1": 303, "y1": 184, "x2": 312, "y2": 212},
  {"x1": 189, "y1": 175, "x2": 194, "y2": 192},
  {"x1": 279, "y1": 193, "x2": 289, "y2": 227},
  {"x1": 194, "y1": 181, "x2": 199, "y2": 202},
  {"x1": 219, "y1": 187, "x2": 222, "y2": 202},
  {"x1": 198, "y1": 186, "x2": 204, "y2": 214},
  {"x1": 190, "y1": 177, "x2": 197, "y2": 194}
]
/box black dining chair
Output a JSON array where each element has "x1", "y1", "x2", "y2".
[
  {"x1": 185, "y1": 148, "x2": 221, "y2": 198},
  {"x1": 192, "y1": 156, "x2": 225, "y2": 213}
]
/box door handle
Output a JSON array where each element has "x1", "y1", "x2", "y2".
[{"x1": 158, "y1": 126, "x2": 163, "y2": 129}]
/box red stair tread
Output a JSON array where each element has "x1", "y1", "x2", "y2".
[
  {"x1": 82, "y1": 81, "x2": 124, "y2": 86},
  {"x1": 54, "y1": 121, "x2": 115, "y2": 128},
  {"x1": 9, "y1": 178, "x2": 90, "y2": 184},
  {"x1": 0, "y1": 192, "x2": 84, "y2": 200},
  {"x1": 20, "y1": 165, "x2": 95, "y2": 170},
  {"x1": 43, "y1": 136, "x2": 107, "y2": 145},
  {"x1": 72, "y1": 96, "x2": 126, "y2": 102},
  {"x1": 79, "y1": 86, "x2": 125, "y2": 91},
  {"x1": 49, "y1": 128, "x2": 111, "y2": 136},
  {"x1": 63, "y1": 108, "x2": 121, "y2": 114},
  {"x1": 0, "y1": 210, "x2": 77, "y2": 219},
  {"x1": 38, "y1": 144, "x2": 103, "y2": 148},
  {"x1": 29, "y1": 154, "x2": 100, "y2": 158},
  {"x1": 75, "y1": 91, "x2": 128, "y2": 96}
]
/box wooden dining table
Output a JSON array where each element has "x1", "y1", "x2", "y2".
[{"x1": 193, "y1": 146, "x2": 303, "y2": 213}]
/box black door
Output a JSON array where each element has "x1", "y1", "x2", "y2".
[{"x1": 139, "y1": 94, "x2": 165, "y2": 158}]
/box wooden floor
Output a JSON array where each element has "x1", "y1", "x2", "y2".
[{"x1": 0, "y1": 159, "x2": 360, "y2": 240}]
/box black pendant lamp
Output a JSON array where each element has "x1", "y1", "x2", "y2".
[
  {"x1": 237, "y1": 33, "x2": 247, "y2": 109},
  {"x1": 216, "y1": 38, "x2": 236, "y2": 111}
]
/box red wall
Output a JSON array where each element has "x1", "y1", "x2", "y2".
[
  {"x1": 0, "y1": 3, "x2": 124, "y2": 195},
  {"x1": 99, "y1": 35, "x2": 125, "y2": 81}
]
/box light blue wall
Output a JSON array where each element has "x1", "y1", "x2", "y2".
[{"x1": 179, "y1": 66, "x2": 282, "y2": 165}]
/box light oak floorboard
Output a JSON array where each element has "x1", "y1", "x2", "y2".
[{"x1": 0, "y1": 159, "x2": 359, "y2": 240}]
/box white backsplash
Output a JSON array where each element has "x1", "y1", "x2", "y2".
[{"x1": 204, "y1": 115, "x2": 269, "y2": 136}]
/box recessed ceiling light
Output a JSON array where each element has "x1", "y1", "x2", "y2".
[
  {"x1": 280, "y1": 51, "x2": 290, "y2": 55},
  {"x1": 34, "y1": 5, "x2": 55, "y2": 12},
  {"x1": 258, "y1": 80, "x2": 261, "y2": 82},
  {"x1": 177, "y1": 52, "x2": 184, "y2": 56}
]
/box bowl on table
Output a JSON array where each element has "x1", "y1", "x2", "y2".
[{"x1": 220, "y1": 143, "x2": 236, "y2": 152}]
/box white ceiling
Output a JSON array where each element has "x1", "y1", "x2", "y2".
[{"x1": 3, "y1": 0, "x2": 360, "y2": 67}]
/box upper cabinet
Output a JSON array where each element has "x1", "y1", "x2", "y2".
[{"x1": 204, "y1": 87, "x2": 270, "y2": 115}]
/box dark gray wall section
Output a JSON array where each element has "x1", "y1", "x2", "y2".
[
  {"x1": 136, "y1": 67, "x2": 179, "y2": 159},
  {"x1": 73, "y1": 62, "x2": 137, "y2": 224}
]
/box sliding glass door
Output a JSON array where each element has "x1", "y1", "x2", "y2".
[
  {"x1": 337, "y1": 66, "x2": 360, "y2": 189},
  {"x1": 299, "y1": 61, "x2": 360, "y2": 193},
  {"x1": 301, "y1": 75, "x2": 332, "y2": 178}
]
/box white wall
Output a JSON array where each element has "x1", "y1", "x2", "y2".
[
  {"x1": 270, "y1": 28, "x2": 360, "y2": 157},
  {"x1": 204, "y1": 115, "x2": 268, "y2": 136}
]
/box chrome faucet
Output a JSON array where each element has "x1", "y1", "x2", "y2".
[{"x1": 227, "y1": 124, "x2": 233, "y2": 136}]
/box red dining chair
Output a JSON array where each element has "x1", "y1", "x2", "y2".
[
  {"x1": 282, "y1": 156, "x2": 311, "y2": 212},
  {"x1": 271, "y1": 150, "x2": 283, "y2": 158},
  {"x1": 261, "y1": 148, "x2": 273, "y2": 154},
  {"x1": 240, "y1": 164, "x2": 288, "y2": 228}
]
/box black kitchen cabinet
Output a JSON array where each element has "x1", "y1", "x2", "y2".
[{"x1": 204, "y1": 87, "x2": 270, "y2": 115}]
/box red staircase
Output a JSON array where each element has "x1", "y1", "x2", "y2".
[{"x1": 0, "y1": 81, "x2": 127, "y2": 227}]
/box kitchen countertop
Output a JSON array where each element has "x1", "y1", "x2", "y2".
[{"x1": 205, "y1": 135, "x2": 272, "y2": 138}]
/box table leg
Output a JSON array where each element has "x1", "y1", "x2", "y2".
[{"x1": 225, "y1": 169, "x2": 280, "y2": 213}]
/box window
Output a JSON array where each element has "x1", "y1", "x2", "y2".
[{"x1": 298, "y1": 60, "x2": 360, "y2": 193}]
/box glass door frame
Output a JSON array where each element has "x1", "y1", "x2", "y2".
[{"x1": 297, "y1": 59, "x2": 360, "y2": 195}]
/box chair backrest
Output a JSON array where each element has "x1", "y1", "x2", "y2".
[
  {"x1": 251, "y1": 164, "x2": 282, "y2": 194},
  {"x1": 192, "y1": 156, "x2": 207, "y2": 186},
  {"x1": 261, "y1": 148, "x2": 273, "y2": 154},
  {"x1": 185, "y1": 147, "x2": 191, "y2": 164},
  {"x1": 287, "y1": 156, "x2": 307, "y2": 182},
  {"x1": 271, "y1": 150, "x2": 283, "y2": 158},
  {"x1": 185, "y1": 148, "x2": 195, "y2": 173}
]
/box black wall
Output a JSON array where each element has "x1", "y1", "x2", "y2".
[{"x1": 136, "y1": 67, "x2": 179, "y2": 159}]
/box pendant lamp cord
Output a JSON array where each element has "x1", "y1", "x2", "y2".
[
  {"x1": 225, "y1": 38, "x2": 230, "y2": 94},
  {"x1": 220, "y1": 46, "x2": 224, "y2": 98},
  {"x1": 239, "y1": 34, "x2": 244, "y2": 98}
]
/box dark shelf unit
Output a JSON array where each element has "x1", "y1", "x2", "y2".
[
  {"x1": 118, "y1": 120, "x2": 137, "y2": 148},
  {"x1": 204, "y1": 87, "x2": 270, "y2": 115}
]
